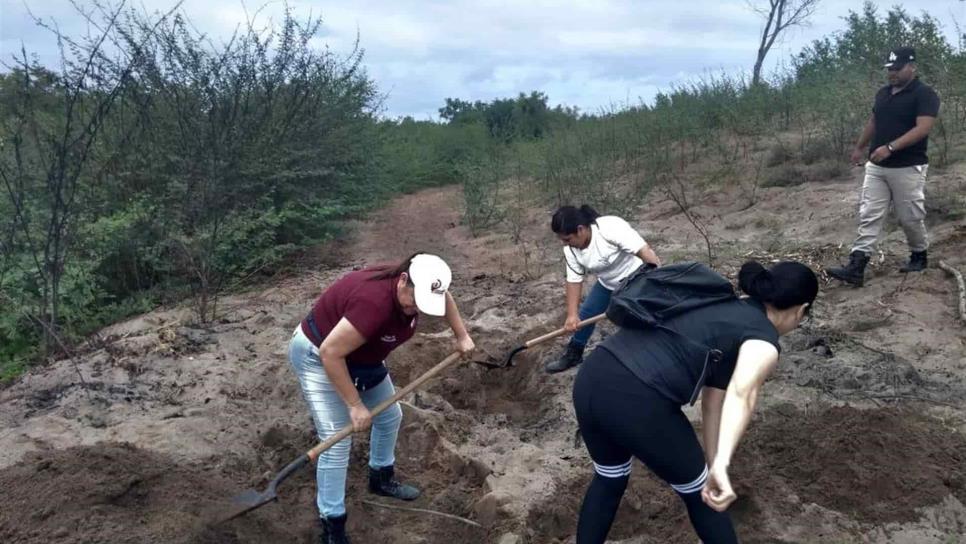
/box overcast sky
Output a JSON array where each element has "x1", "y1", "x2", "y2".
[{"x1": 1, "y1": 1, "x2": 962, "y2": 119}]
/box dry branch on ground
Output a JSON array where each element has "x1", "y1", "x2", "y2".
[{"x1": 938, "y1": 260, "x2": 966, "y2": 323}]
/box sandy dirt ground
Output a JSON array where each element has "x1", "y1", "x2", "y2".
[{"x1": 1, "y1": 163, "x2": 965, "y2": 543}]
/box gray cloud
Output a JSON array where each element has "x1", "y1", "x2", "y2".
[{"x1": 1, "y1": 0, "x2": 960, "y2": 118}]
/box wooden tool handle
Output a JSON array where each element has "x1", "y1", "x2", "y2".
[
  {"x1": 523, "y1": 313, "x2": 607, "y2": 348},
  {"x1": 306, "y1": 351, "x2": 463, "y2": 462}
]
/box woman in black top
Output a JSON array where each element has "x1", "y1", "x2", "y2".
[{"x1": 572, "y1": 260, "x2": 818, "y2": 543}]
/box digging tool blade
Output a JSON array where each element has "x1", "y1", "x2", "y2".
[
  {"x1": 501, "y1": 345, "x2": 526, "y2": 367},
  {"x1": 218, "y1": 453, "x2": 310, "y2": 522},
  {"x1": 472, "y1": 345, "x2": 525, "y2": 369}
]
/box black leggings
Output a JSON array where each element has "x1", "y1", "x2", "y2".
[{"x1": 572, "y1": 347, "x2": 737, "y2": 544}]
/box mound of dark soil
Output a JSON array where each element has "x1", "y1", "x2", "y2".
[
  {"x1": 0, "y1": 443, "x2": 306, "y2": 544},
  {"x1": 736, "y1": 405, "x2": 966, "y2": 526}
]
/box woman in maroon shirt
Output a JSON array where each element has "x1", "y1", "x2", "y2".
[{"x1": 288, "y1": 253, "x2": 474, "y2": 543}]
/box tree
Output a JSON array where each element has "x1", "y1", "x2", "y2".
[
  {"x1": 749, "y1": 0, "x2": 821, "y2": 85},
  {"x1": 0, "y1": 2, "x2": 177, "y2": 354},
  {"x1": 116, "y1": 8, "x2": 377, "y2": 322},
  {"x1": 438, "y1": 91, "x2": 574, "y2": 142},
  {"x1": 1, "y1": 1, "x2": 381, "y2": 371},
  {"x1": 438, "y1": 98, "x2": 485, "y2": 124}
]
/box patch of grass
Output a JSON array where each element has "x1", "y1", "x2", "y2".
[
  {"x1": 723, "y1": 218, "x2": 749, "y2": 230},
  {"x1": 809, "y1": 160, "x2": 848, "y2": 181},
  {"x1": 765, "y1": 142, "x2": 792, "y2": 167},
  {"x1": 763, "y1": 164, "x2": 807, "y2": 187},
  {"x1": 664, "y1": 249, "x2": 709, "y2": 264},
  {"x1": 757, "y1": 228, "x2": 786, "y2": 253},
  {"x1": 752, "y1": 215, "x2": 782, "y2": 230},
  {"x1": 816, "y1": 220, "x2": 846, "y2": 236},
  {"x1": 1, "y1": 359, "x2": 28, "y2": 384},
  {"x1": 926, "y1": 191, "x2": 966, "y2": 223},
  {"x1": 801, "y1": 138, "x2": 836, "y2": 165}
]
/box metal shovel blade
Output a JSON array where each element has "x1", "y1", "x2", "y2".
[
  {"x1": 217, "y1": 453, "x2": 310, "y2": 523},
  {"x1": 502, "y1": 345, "x2": 526, "y2": 367},
  {"x1": 472, "y1": 345, "x2": 525, "y2": 370},
  {"x1": 220, "y1": 487, "x2": 279, "y2": 522}
]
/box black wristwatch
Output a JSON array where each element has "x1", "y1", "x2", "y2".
[{"x1": 887, "y1": 143, "x2": 896, "y2": 153}]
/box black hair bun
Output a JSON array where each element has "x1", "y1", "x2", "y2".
[{"x1": 739, "y1": 261, "x2": 773, "y2": 301}]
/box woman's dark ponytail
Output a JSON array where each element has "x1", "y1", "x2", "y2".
[
  {"x1": 578, "y1": 204, "x2": 600, "y2": 224},
  {"x1": 738, "y1": 261, "x2": 774, "y2": 303},
  {"x1": 551, "y1": 204, "x2": 600, "y2": 235},
  {"x1": 368, "y1": 253, "x2": 421, "y2": 284},
  {"x1": 739, "y1": 260, "x2": 818, "y2": 310}
]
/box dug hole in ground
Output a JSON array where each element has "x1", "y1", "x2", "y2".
[{"x1": 1, "y1": 165, "x2": 966, "y2": 543}]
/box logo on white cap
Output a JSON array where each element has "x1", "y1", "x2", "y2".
[{"x1": 408, "y1": 254, "x2": 452, "y2": 316}]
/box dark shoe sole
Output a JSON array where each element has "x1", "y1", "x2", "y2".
[
  {"x1": 369, "y1": 488, "x2": 420, "y2": 501},
  {"x1": 827, "y1": 270, "x2": 864, "y2": 287},
  {"x1": 544, "y1": 361, "x2": 581, "y2": 374}
]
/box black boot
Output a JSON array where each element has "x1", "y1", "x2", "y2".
[
  {"x1": 899, "y1": 250, "x2": 928, "y2": 272},
  {"x1": 368, "y1": 465, "x2": 420, "y2": 501},
  {"x1": 319, "y1": 513, "x2": 351, "y2": 544},
  {"x1": 827, "y1": 251, "x2": 870, "y2": 287},
  {"x1": 544, "y1": 343, "x2": 585, "y2": 374}
]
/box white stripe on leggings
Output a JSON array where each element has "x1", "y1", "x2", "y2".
[
  {"x1": 593, "y1": 459, "x2": 632, "y2": 478},
  {"x1": 669, "y1": 465, "x2": 709, "y2": 494}
]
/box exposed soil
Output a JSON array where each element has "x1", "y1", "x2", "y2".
[{"x1": 2, "y1": 161, "x2": 966, "y2": 543}]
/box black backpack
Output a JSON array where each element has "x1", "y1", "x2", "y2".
[
  {"x1": 606, "y1": 261, "x2": 738, "y2": 404},
  {"x1": 607, "y1": 261, "x2": 737, "y2": 328}
]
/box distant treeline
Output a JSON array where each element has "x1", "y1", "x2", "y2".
[{"x1": 1, "y1": 1, "x2": 963, "y2": 378}]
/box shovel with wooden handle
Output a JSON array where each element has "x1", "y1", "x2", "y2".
[
  {"x1": 475, "y1": 313, "x2": 607, "y2": 369},
  {"x1": 220, "y1": 351, "x2": 463, "y2": 522}
]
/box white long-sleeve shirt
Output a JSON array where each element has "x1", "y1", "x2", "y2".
[{"x1": 563, "y1": 215, "x2": 647, "y2": 290}]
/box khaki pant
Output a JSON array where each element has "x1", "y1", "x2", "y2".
[{"x1": 852, "y1": 162, "x2": 929, "y2": 254}]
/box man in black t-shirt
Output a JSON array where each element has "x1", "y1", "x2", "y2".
[{"x1": 828, "y1": 46, "x2": 941, "y2": 287}]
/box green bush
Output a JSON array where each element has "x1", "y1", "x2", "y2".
[{"x1": 461, "y1": 158, "x2": 505, "y2": 234}]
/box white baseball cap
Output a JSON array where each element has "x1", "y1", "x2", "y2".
[{"x1": 408, "y1": 254, "x2": 451, "y2": 316}]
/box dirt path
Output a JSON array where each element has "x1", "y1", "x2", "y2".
[{"x1": 2, "y1": 173, "x2": 966, "y2": 543}]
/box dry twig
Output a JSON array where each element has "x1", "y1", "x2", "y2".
[
  {"x1": 938, "y1": 260, "x2": 965, "y2": 323},
  {"x1": 663, "y1": 176, "x2": 716, "y2": 267},
  {"x1": 360, "y1": 500, "x2": 483, "y2": 528}
]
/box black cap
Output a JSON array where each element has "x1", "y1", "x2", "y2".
[{"x1": 884, "y1": 46, "x2": 916, "y2": 69}]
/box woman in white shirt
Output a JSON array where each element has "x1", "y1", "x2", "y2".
[{"x1": 546, "y1": 205, "x2": 662, "y2": 373}]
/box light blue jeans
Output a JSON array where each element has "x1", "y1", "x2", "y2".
[
  {"x1": 288, "y1": 326, "x2": 403, "y2": 518},
  {"x1": 570, "y1": 281, "x2": 614, "y2": 348}
]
